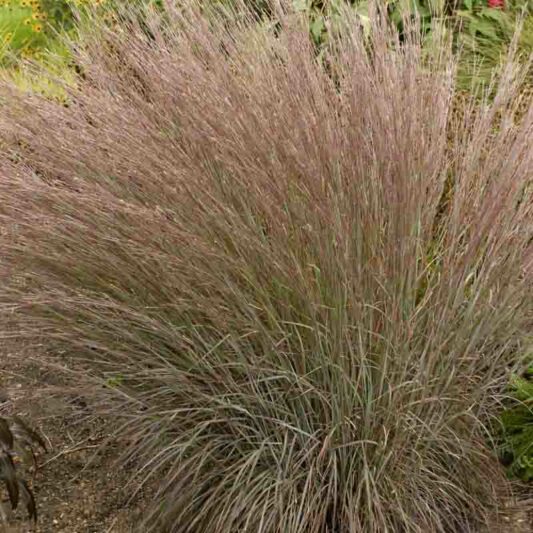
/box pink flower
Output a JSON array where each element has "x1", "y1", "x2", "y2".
[{"x1": 487, "y1": 0, "x2": 505, "y2": 8}]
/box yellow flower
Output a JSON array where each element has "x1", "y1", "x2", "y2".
[
  {"x1": 24, "y1": 18, "x2": 32, "y2": 26},
  {"x1": 32, "y1": 23, "x2": 42, "y2": 33}
]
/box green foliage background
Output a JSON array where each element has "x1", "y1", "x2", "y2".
[{"x1": 500, "y1": 365, "x2": 533, "y2": 482}]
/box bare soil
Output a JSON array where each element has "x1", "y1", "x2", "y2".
[{"x1": 0, "y1": 346, "x2": 150, "y2": 533}]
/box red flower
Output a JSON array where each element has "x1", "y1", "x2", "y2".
[{"x1": 487, "y1": 0, "x2": 505, "y2": 8}]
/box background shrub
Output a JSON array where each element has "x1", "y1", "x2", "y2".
[
  {"x1": 0, "y1": 2, "x2": 532, "y2": 531},
  {"x1": 0, "y1": 0, "x2": 49, "y2": 62},
  {"x1": 500, "y1": 364, "x2": 533, "y2": 481}
]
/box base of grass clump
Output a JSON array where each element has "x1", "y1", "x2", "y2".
[{"x1": 0, "y1": 2, "x2": 532, "y2": 532}]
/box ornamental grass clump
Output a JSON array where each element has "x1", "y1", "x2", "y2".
[{"x1": 0, "y1": 2, "x2": 532, "y2": 531}]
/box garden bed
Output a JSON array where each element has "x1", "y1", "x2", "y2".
[{"x1": 0, "y1": 345, "x2": 152, "y2": 532}]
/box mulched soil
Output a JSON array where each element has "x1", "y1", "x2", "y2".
[{"x1": 0, "y1": 345, "x2": 151, "y2": 533}]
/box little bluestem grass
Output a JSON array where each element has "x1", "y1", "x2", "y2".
[{"x1": 0, "y1": 3, "x2": 532, "y2": 531}]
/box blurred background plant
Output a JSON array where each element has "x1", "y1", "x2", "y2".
[
  {"x1": 0, "y1": 1, "x2": 49, "y2": 63},
  {"x1": 500, "y1": 364, "x2": 533, "y2": 482},
  {"x1": 454, "y1": 0, "x2": 533, "y2": 89},
  {"x1": 0, "y1": 1, "x2": 91, "y2": 98},
  {"x1": 0, "y1": 415, "x2": 46, "y2": 524}
]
